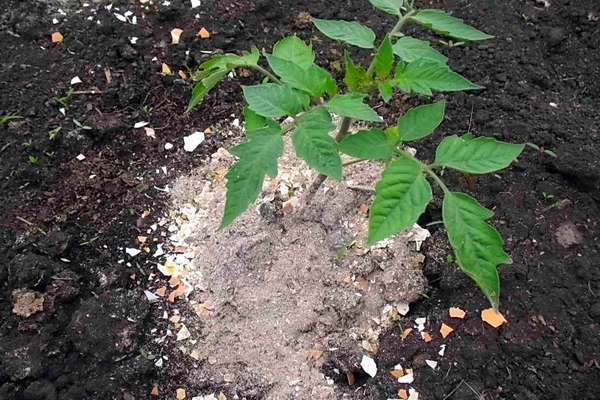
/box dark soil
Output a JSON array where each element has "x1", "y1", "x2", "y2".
[{"x1": 1, "y1": 0, "x2": 599, "y2": 399}]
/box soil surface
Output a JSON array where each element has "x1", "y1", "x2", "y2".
[{"x1": 1, "y1": 0, "x2": 599, "y2": 399}]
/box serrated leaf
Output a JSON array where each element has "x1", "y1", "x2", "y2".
[
  {"x1": 187, "y1": 70, "x2": 228, "y2": 112},
  {"x1": 339, "y1": 129, "x2": 395, "y2": 160},
  {"x1": 194, "y1": 47, "x2": 260, "y2": 80},
  {"x1": 243, "y1": 106, "x2": 267, "y2": 131},
  {"x1": 378, "y1": 81, "x2": 393, "y2": 102},
  {"x1": 434, "y1": 135, "x2": 524, "y2": 174},
  {"x1": 369, "y1": 157, "x2": 432, "y2": 244},
  {"x1": 344, "y1": 51, "x2": 367, "y2": 92},
  {"x1": 398, "y1": 100, "x2": 445, "y2": 141},
  {"x1": 373, "y1": 35, "x2": 394, "y2": 79},
  {"x1": 188, "y1": 48, "x2": 260, "y2": 112},
  {"x1": 242, "y1": 83, "x2": 308, "y2": 118},
  {"x1": 292, "y1": 108, "x2": 341, "y2": 180},
  {"x1": 221, "y1": 123, "x2": 284, "y2": 228},
  {"x1": 312, "y1": 18, "x2": 376, "y2": 49},
  {"x1": 443, "y1": 192, "x2": 511, "y2": 310},
  {"x1": 326, "y1": 93, "x2": 382, "y2": 122},
  {"x1": 392, "y1": 36, "x2": 448, "y2": 63},
  {"x1": 266, "y1": 56, "x2": 336, "y2": 97},
  {"x1": 394, "y1": 58, "x2": 483, "y2": 95},
  {"x1": 368, "y1": 0, "x2": 403, "y2": 16},
  {"x1": 273, "y1": 37, "x2": 315, "y2": 69},
  {"x1": 411, "y1": 10, "x2": 494, "y2": 41}
]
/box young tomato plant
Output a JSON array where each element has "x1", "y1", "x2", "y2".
[{"x1": 187, "y1": 0, "x2": 524, "y2": 311}]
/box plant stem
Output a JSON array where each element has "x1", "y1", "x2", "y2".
[
  {"x1": 365, "y1": 10, "x2": 417, "y2": 78},
  {"x1": 395, "y1": 148, "x2": 450, "y2": 195},
  {"x1": 304, "y1": 117, "x2": 353, "y2": 203},
  {"x1": 250, "y1": 65, "x2": 283, "y2": 85},
  {"x1": 343, "y1": 158, "x2": 367, "y2": 167},
  {"x1": 390, "y1": 10, "x2": 417, "y2": 37}
]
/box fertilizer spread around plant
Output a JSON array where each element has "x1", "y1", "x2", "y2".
[{"x1": 1, "y1": 0, "x2": 600, "y2": 399}]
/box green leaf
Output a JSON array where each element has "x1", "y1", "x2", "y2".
[
  {"x1": 312, "y1": 18, "x2": 376, "y2": 49},
  {"x1": 443, "y1": 192, "x2": 511, "y2": 310},
  {"x1": 378, "y1": 81, "x2": 393, "y2": 103},
  {"x1": 222, "y1": 122, "x2": 284, "y2": 228},
  {"x1": 242, "y1": 83, "x2": 308, "y2": 118},
  {"x1": 194, "y1": 47, "x2": 260, "y2": 80},
  {"x1": 187, "y1": 48, "x2": 260, "y2": 112},
  {"x1": 398, "y1": 100, "x2": 445, "y2": 141},
  {"x1": 187, "y1": 70, "x2": 228, "y2": 112},
  {"x1": 392, "y1": 36, "x2": 448, "y2": 63},
  {"x1": 434, "y1": 135, "x2": 525, "y2": 174},
  {"x1": 368, "y1": 0, "x2": 403, "y2": 16},
  {"x1": 344, "y1": 51, "x2": 367, "y2": 92},
  {"x1": 369, "y1": 157, "x2": 432, "y2": 244},
  {"x1": 273, "y1": 37, "x2": 315, "y2": 69},
  {"x1": 338, "y1": 129, "x2": 395, "y2": 160},
  {"x1": 292, "y1": 108, "x2": 342, "y2": 180},
  {"x1": 266, "y1": 56, "x2": 336, "y2": 97},
  {"x1": 243, "y1": 106, "x2": 267, "y2": 131},
  {"x1": 411, "y1": 10, "x2": 494, "y2": 41},
  {"x1": 394, "y1": 58, "x2": 483, "y2": 95},
  {"x1": 326, "y1": 93, "x2": 382, "y2": 122},
  {"x1": 373, "y1": 35, "x2": 394, "y2": 79}
]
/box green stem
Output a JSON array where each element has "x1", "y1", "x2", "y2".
[
  {"x1": 342, "y1": 158, "x2": 367, "y2": 167},
  {"x1": 395, "y1": 148, "x2": 450, "y2": 195},
  {"x1": 249, "y1": 64, "x2": 283, "y2": 85},
  {"x1": 365, "y1": 10, "x2": 417, "y2": 78}
]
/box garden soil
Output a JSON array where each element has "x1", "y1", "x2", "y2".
[{"x1": 1, "y1": 0, "x2": 599, "y2": 399}]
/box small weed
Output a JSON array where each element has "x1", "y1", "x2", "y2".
[
  {"x1": 141, "y1": 105, "x2": 154, "y2": 116},
  {"x1": 28, "y1": 155, "x2": 38, "y2": 164},
  {"x1": 0, "y1": 114, "x2": 22, "y2": 127},
  {"x1": 48, "y1": 127, "x2": 61, "y2": 140},
  {"x1": 55, "y1": 88, "x2": 74, "y2": 109},
  {"x1": 526, "y1": 142, "x2": 557, "y2": 158},
  {"x1": 542, "y1": 192, "x2": 554, "y2": 201},
  {"x1": 22, "y1": 139, "x2": 33, "y2": 147},
  {"x1": 73, "y1": 119, "x2": 92, "y2": 130},
  {"x1": 45, "y1": 151, "x2": 56, "y2": 158}
]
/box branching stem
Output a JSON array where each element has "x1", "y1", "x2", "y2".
[{"x1": 249, "y1": 65, "x2": 283, "y2": 85}]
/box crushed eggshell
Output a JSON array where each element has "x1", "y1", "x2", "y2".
[
  {"x1": 51, "y1": 32, "x2": 64, "y2": 43},
  {"x1": 138, "y1": 236, "x2": 148, "y2": 243},
  {"x1": 178, "y1": 70, "x2": 188, "y2": 79},
  {"x1": 397, "y1": 369, "x2": 414, "y2": 384},
  {"x1": 309, "y1": 349, "x2": 323, "y2": 359},
  {"x1": 421, "y1": 332, "x2": 432, "y2": 342},
  {"x1": 198, "y1": 27, "x2": 210, "y2": 38},
  {"x1": 425, "y1": 360, "x2": 438, "y2": 369},
  {"x1": 70, "y1": 76, "x2": 82, "y2": 85},
  {"x1": 144, "y1": 290, "x2": 159, "y2": 303},
  {"x1": 438, "y1": 344, "x2": 446, "y2": 357},
  {"x1": 155, "y1": 287, "x2": 167, "y2": 297},
  {"x1": 440, "y1": 323, "x2": 454, "y2": 339},
  {"x1": 183, "y1": 131, "x2": 205, "y2": 152},
  {"x1": 134, "y1": 121, "x2": 149, "y2": 128},
  {"x1": 162, "y1": 63, "x2": 171, "y2": 74},
  {"x1": 481, "y1": 308, "x2": 507, "y2": 328},
  {"x1": 396, "y1": 302, "x2": 410, "y2": 316},
  {"x1": 158, "y1": 261, "x2": 177, "y2": 276},
  {"x1": 360, "y1": 355, "x2": 377, "y2": 377},
  {"x1": 191, "y1": 0, "x2": 201, "y2": 8},
  {"x1": 145, "y1": 127, "x2": 156, "y2": 138},
  {"x1": 189, "y1": 348, "x2": 200, "y2": 360},
  {"x1": 449, "y1": 307, "x2": 466, "y2": 319},
  {"x1": 390, "y1": 369, "x2": 404, "y2": 378},
  {"x1": 176, "y1": 324, "x2": 191, "y2": 341},
  {"x1": 401, "y1": 328, "x2": 412, "y2": 339},
  {"x1": 171, "y1": 28, "x2": 183, "y2": 44},
  {"x1": 398, "y1": 389, "x2": 408, "y2": 400},
  {"x1": 150, "y1": 386, "x2": 159, "y2": 396},
  {"x1": 169, "y1": 315, "x2": 181, "y2": 324},
  {"x1": 176, "y1": 388, "x2": 186, "y2": 400},
  {"x1": 168, "y1": 276, "x2": 181, "y2": 286},
  {"x1": 126, "y1": 248, "x2": 142, "y2": 257}
]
